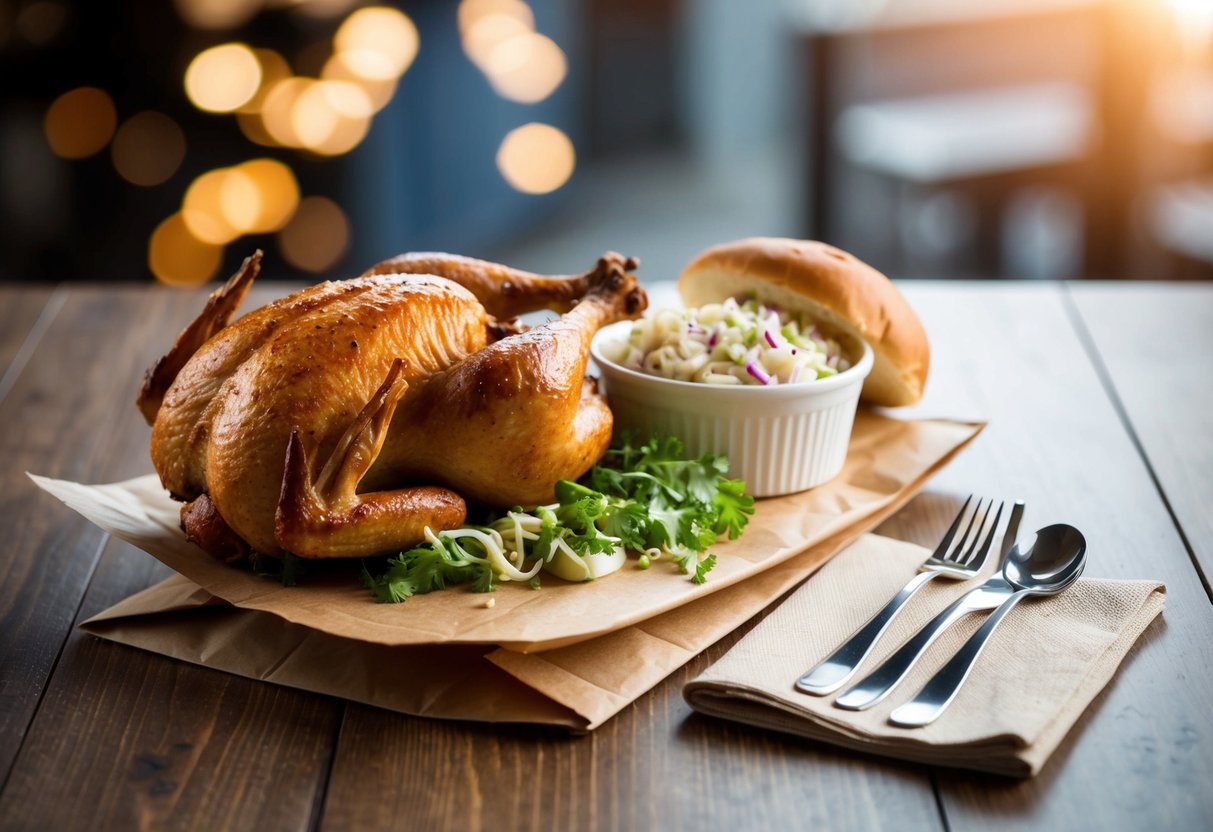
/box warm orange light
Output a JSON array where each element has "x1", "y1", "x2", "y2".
[
  {"x1": 172, "y1": 0, "x2": 260, "y2": 30},
  {"x1": 291, "y1": 0, "x2": 358, "y2": 20},
  {"x1": 291, "y1": 81, "x2": 341, "y2": 148},
  {"x1": 259, "y1": 77, "x2": 312, "y2": 147},
  {"x1": 318, "y1": 79, "x2": 374, "y2": 118},
  {"x1": 458, "y1": 0, "x2": 534, "y2": 34},
  {"x1": 496, "y1": 122, "x2": 575, "y2": 194},
  {"x1": 44, "y1": 87, "x2": 117, "y2": 159},
  {"x1": 185, "y1": 43, "x2": 262, "y2": 113},
  {"x1": 1163, "y1": 0, "x2": 1213, "y2": 55},
  {"x1": 312, "y1": 112, "x2": 372, "y2": 156},
  {"x1": 483, "y1": 32, "x2": 566, "y2": 103},
  {"x1": 278, "y1": 196, "x2": 350, "y2": 272},
  {"x1": 322, "y1": 53, "x2": 399, "y2": 112},
  {"x1": 182, "y1": 160, "x2": 302, "y2": 244},
  {"x1": 333, "y1": 6, "x2": 419, "y2": 80},
  {"x1": 235, "y1": 158, "x2": 300, "y2": 232},
  {"x1": 149, "y1": 213, "x2": 223, "y2": 286},
  {"x1": 287, "y1": 80, "x2": 374, "y2": 154},
  {"x1": 462, "y1": 13, "x2": 531, "y2": 70},
  {"x1": 219, "y1": 167, "x2": 261, "y2": 234},
  {"x1": 238, "y1": 48, "x2": 292, "y2": 114},
  {"x1": 182, "y1": 168, "x2": 242, "y2": 244},
  {"x1": 111, "y1": 111, "x2": 187, "y2": 186},
  {"x1": 237, "y1": 111, "x2": 277, "y2": 146}
]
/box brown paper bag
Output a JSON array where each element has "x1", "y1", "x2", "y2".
[
  {"x1": 84, "y1": 531, "x2": 924, "y2": 730},
  {"x1": 39, "y1": 412, "x2": 983, "y2": 653}
]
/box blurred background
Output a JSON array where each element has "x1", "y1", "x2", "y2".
[{"x1": 1, "y1": 0, "x2": 1210, "y2": 285}]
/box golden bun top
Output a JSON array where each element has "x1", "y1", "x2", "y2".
[{"x1": 678, "y1": 238, "x2": 929, "y2": 406}]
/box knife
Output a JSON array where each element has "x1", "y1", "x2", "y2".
[{"x1": 833, "y1": 499, "x2": 1026, "y2": 711}]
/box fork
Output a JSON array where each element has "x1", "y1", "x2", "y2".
[
  {"x1": 833, "y1": 500, "x2": 1026, "y2": 711},
  {"x1": 795, "y1": 496, "x2": 1007, "y2": 696}
]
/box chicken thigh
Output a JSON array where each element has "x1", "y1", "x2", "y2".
[{"x1": 140, "y1": 251, "x2": 646, "y2": 560}]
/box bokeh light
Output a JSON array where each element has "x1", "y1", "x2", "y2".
[
  {"x1": 111, "y1": 112, "x2": 187, "y2": 187},
  {"x1": 293, "y1": 80, "x2": 373, "y2": 154},
  {"x1": 236, "y1": 158, "x2": 300, "y2": 232},
  {"x1": 183, "y1": 169, "x2": 242, "y2": 244},
  {"x1": 278, "y1": 195, "x2": 349, "y2": 271},
  {"x1": 1164, "y1": 0, "x2": 1213, "y2": 55},
  {"x1": 148, "y1": 213, "x2": 223, "y2": 286},
  {"x1": 291, "y1": 82, "x2": 341, "y2": 148},
  {"x1": 181, "y1": 159, "x2": 302, "y2": 243},
  {"x1": 483, "y1": 32, "x2": 566, "y2": 103},
  {"x1": 496, "y1": 122, "x2": 576, "y2": 194},
  {"x1": 333, "y1": 6, "x2": 419, "y2": 81},
  {"x1": 173, "y1": 0, "x2": 260, "y2": 30},
  {"x1": 185, "y1": 43, "x2": 262, "y2": 113},
  {"x1": 309, "y1": 110, "x2": 372, "y2": 156},
  {"x1": 16, "y1": 0, "x2": 68, "y2": 46},
  {"x1": 237, "y1": 111, "x2": 277, "y2": 146},
  {"x1": 238, "y1": 48, "x2": 292, "y2": 114},
  {"x1": 290, "y1": 0, "x2": 358, "y2": 20},
  {"x1": 322, "y1": 52, "x2": 398, "y2": 112},
  {"x1": 462, "y1": 12, "x2": 532, "y2": 70},
  {"x1": 44, "y1": 87, "x2": 117, "y2": 159},
  {"x1": 318, "y1": 79, "x2": 374, "y2": 118},
  {"x1": 458, "y1": 0, "x2": 534, "y2": 35},
  {"x1": 259, "y1": 77, "x2": 312, "y2": 147},
  {"x1": 218, "y1": 167, "x2": 260, "y2": 234}
]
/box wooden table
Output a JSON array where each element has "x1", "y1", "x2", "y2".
[{"x1": 0, "y1": 280, "x2": 1210, "y2": 831}]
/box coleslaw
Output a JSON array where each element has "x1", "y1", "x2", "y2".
[{"x1": 601, "y1": 297, "x2": 851, "y2": 386}]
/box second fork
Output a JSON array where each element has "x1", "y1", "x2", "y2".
[{"x1": 795, "y1": 496, "x2": 1007, "y2": 696}]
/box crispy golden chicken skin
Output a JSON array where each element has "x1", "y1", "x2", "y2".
[{"x1": 138, "y1": 251, "x2": 646, "y2": 560}]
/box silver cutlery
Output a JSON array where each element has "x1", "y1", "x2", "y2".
[
  {"x1": 796, "y1": 497, "x2": 1012, "y2": 696},
  {"x1": 888, "y1": 524, "x2": 1086, "y2": 727},
  {"x1": 833, "y1": 500, "x2": 1027, "y2": 711}
]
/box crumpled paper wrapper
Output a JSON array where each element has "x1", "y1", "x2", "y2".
[{"x1": 34, "y1": 412, "x2": 983, "y2": 729}]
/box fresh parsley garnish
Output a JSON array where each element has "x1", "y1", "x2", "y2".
[
  {"x1": 361, "y1": 536, "x2": 497, "y2": 603},
  {"x1": 360, "y1": 432, "x2": 755, "y2": 603}
]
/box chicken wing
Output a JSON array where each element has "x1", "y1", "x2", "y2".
[{"x1": 144, "y1": 252, "x2": 646, "y2": 560}]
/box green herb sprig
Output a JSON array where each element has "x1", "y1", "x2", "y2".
[{"x1": 356, "y1": 432, "x2": 754, "y2": 603}]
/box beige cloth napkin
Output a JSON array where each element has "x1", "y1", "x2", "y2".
[{"x1": 683, "y1": 535, "x2": 1165, "y2": 777}]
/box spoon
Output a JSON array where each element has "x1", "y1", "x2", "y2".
[{"x1": 888, "y1": 524, "x2": 1087, "y2": 727}]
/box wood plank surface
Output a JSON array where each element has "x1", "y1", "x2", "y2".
[
  {"x1": 0, "y1": 285, "x2": 283, "y2": 788},
  {"x1": 888, "y1": 283, "x2": 1213, "y2": 830},
  {"x1": 319, "y1": 646, "x2": 944, "y2": 832},
  {"x1": 1, "y1": 281, "x2": 1210, "y2": 832},
  {"x1": 0, "y1": 536, "x2": 343, "y2": 832},
  {"x1": 0, "y1": 286, "x2": 166, "y2": 784},
  {"x1": 0, "y1": 285, "x2": 56, "y2": 401},
  {"x1": 1066, "y1": 282, "x2": 1213, "y2": 592}
]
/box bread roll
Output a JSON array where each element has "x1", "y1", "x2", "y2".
[{"x1": 678, "y1": 238, "x2": 928, "y2": 406}]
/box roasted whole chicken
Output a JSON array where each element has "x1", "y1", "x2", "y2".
[{"x1": 138, "y1": 251, "x2": 647, "y2": 561}]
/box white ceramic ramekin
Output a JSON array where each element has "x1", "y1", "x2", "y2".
[{"x1": 590, "y1": 320, "x2": 874, "y2": 497}]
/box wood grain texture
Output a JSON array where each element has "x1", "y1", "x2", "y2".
[
  {"x1": 0, "y1": 285, "x2": 285, "y2": 787},
  {"x1": 0, "y1": 536, "x2": 342, "y2": 832},
  {"x1": 0, "y1": 285, "x2": 56, "y2": 402},
  {"x1": 319, "y1": 635, "x2": 944, "y2": 832},
  {"x1": 2, "y1": 281, "x2": 1211, "y2": 832},
  {"x1": 889, "y1": 282, "x2": 1213, "y2": 830},
  {"x1": 1067, "y1": 282, "x2": 1213, "y2": 591}
]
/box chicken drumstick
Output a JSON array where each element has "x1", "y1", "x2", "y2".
[{"x1": 140, "y1": 252, "x2": 646, "y2": 561}]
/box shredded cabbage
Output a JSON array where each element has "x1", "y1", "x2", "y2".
[{"x1": 602, "y1": 297, "x2": 850, "y2": 386}]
